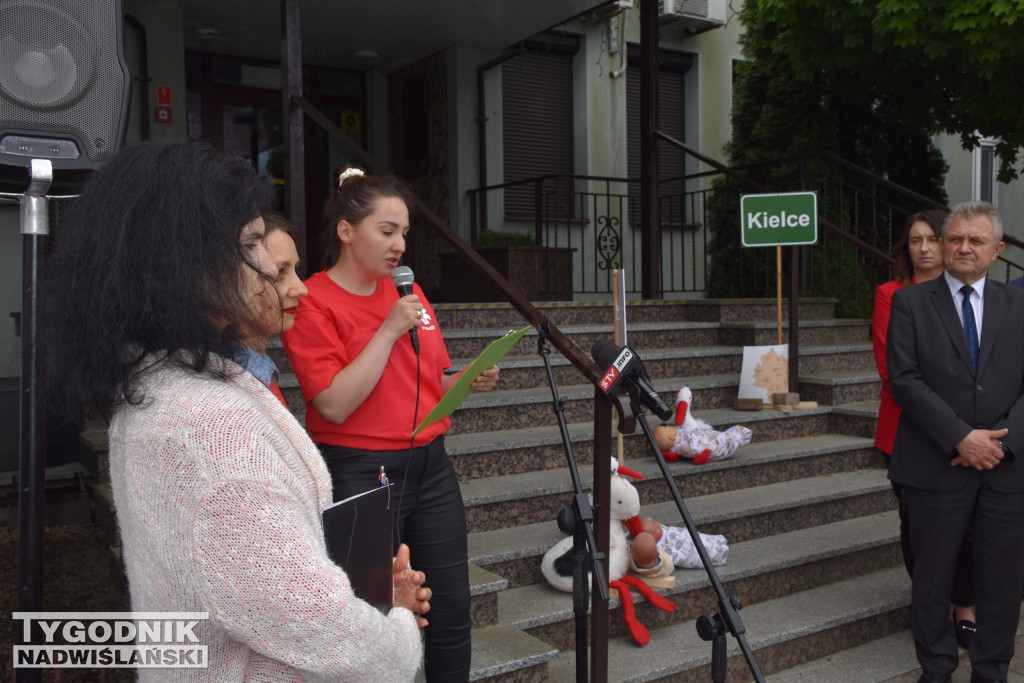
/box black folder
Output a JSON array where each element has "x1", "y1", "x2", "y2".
[{"x1": 322, "y1": 484, "x2": 394, "y2": 612}]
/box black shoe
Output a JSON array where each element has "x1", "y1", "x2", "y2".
[
  {"x1": 955, "y1": 618, "x2": 977, "y2": 648},
  {"x1": 969, "y1": 678, "x2": 1007, "y2": 683},
  {"x1": 917, "y1": 674, "x2": 952, "y2": 683}
]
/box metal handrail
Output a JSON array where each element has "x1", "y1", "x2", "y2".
[
  {"x1": 469, "y1": 138, "x2": 1024, "y2": 299},
  {"x1": 653, "y1": 130, "x2": 895, "y2": 265}
]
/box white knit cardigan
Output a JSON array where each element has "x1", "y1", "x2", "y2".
[{"x1": 107, "y1": 356, "x2": 422, "y2": 681}]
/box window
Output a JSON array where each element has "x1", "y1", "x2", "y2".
[
  {"x1": 626, "y1": 48, "x2": 694, "y2": 228},
  {"x1": 973, "y1": 135, "x2": 999, "y2": 204},
  {"x1": 501, "y1": 36, "x2": 578, "y2": 219}
]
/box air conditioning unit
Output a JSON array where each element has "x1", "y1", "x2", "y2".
[{"x1": 658, "y1": 0, "x2": 727, "y2": 32}]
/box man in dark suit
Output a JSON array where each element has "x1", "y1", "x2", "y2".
[{"x1": 888, "y1": 200, "x2": 1024, "y2": 683}]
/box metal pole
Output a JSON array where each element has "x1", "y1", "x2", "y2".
[
  {"x1": 590, "y1": 399, "x2": 611, "y2": 683},
  {"x1": 17, "y1": 158, "x2": 53, "y2": 683},
  {"x1": 281, "y1": 0, "x2": 308, "y2": 272},
  {"x1": 640, "y1": 0, "x2": 661, "y2": 298}
]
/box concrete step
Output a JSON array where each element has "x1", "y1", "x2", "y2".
[
  {"x1": 445, "y1": 342, "x2": 874, "y2": 392},
  {"x1": 543, "y1": 566, "x2": 911, "y2": 681},
  {"x1": 415, "y1": 624, "x2": 558, "y2": 683},
  {"x1": 799, "y1": 368, "x2": 883, "y2": 406},
  {"x1": 79, "y1": 427, "x2": 110, "y2": 480},
  {"x1": 767, "y1": 629, "x2": 920, "y2": 683},
  {"x1": 830, "y1": 400, "x2": 882, "y2": 440},
  {"x1": 444, "y1": 401, "x2": 853, "y2": 480},
  {"x1": 91, "y1": 481, "x2": 119, "y2": 549},
  {"x1": 501, "y1": 513, "x2": 903, "y2": 652},
  {"x1": 271, "y1": 339, "x2": 875, "y2": 409},
  {"x1": 438, "y1": 318, "x2": 870, "y2": 361},
  {"x1": 267, "y1": 317, "x2": 870, "y2": 380},
  {"x1": 468, "y1": 466, "x2": 893, "y2": 589},
  {"x1": 717, "y1": 317, "x2": 869, "y2": 347},
  {"x1": 469, "y1": 563, "x2": 506, "y2": 628},
  {"x1": 426, "y1": 298, "x2": 841, "y2": 330},
  {"x1": 275, "y1": 369, "x2": 883, "y2": 427},
  {"x1": 441, "y1": 321, "x2": 721, "y2": 360},
  {"x1": 430, "y1": 372, "x2": 881, "y2": 437},
  {"x1": 159, "y1": 393, "x2": 876, "y2": 485},
  {"x1": 459, "y1": 434, "x2": 881, "y2": 533}
]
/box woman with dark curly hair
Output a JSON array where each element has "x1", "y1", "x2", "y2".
[
  {"x1": 45, "y1": 139, "x2": 429, "y2": 681},
  {"x1": 872, "y1": 207, "x2": 976, "y2": 648}
]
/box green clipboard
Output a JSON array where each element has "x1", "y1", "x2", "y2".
[{"x1": 413, "y1": 325, "x2": 531, "y2": 435}]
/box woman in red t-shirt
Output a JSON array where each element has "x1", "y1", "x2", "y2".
[{"x1": 283, "y1": 167, "x2": 497, "y2": 682}]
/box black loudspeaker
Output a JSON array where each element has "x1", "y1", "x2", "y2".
[{"x1": 0, "y1": 0, "x2": 131, "y2": 193}]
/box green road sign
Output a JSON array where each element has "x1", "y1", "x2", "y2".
[{"x1": 740, "y1": 192, "x2": 818, "y2": 247}]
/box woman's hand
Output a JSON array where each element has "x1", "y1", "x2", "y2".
[
  {"x1": 441, "y1": 364, "x2": 500, "y2": 395},
  {"x1": 383, "y1": 295, "x2": 426, "y2": 342},
  {"x1": 471, "y1": 365, "x2": 499, "y2": 392},
  {"x1": 392, "y1": 543, "x2": 430, "y2": 628}
]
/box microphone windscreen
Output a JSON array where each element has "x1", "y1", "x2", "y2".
[
  {"x1": 591, "y1": 339, "x2": 620, "y2": 368},
  {"x1": 392, "y1": 266, "x2": 414, "y2": 292}
]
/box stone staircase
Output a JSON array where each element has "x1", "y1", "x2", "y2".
[{"x1": 88, "y1": 297, "x2": 923, "y2": 681}]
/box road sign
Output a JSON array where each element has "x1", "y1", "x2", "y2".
[{"x1": 740, "y1": 192, "x2": 818, "y2": 247}]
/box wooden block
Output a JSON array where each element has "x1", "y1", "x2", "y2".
[
  {"x1": 796, "y1": 401, "x2": 819, "y2": 410},
  {"x1": 772, "y1": 392, "x2": 800, "y2": 406},
  {"x1": 775, "y1": 404, "x2": 794, "y2": 413},
  {"x1": 734, "y1": 398, "x2": 764, "y2": 411}
]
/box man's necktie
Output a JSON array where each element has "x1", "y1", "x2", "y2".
[{"x1": 961, "y1": 285, "x2": 979, "y2": 372}]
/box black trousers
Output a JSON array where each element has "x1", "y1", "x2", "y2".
[
  {"x1": 319, "y1": 437, "x2": 471, "y2": 683},
  {"x1": 902, "y1": 479, "x2": 1024, "y2": 679},
  {"x1": 890, "y1": 480, "x2": 976, "y2": 607}
]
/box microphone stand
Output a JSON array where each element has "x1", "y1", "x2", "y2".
[
  {"x1": 537, "y1": 323, "x2": 609, "y2": 683},
  {"x1": 16, "y1": 159, "x2": 53, "y2": 683},
  {"x1": 626, "y1": 398, "x2": 766, "y2": 683}
]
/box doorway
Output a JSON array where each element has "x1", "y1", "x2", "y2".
[{"x1": 186, "y1": 52, "x2": 366, "y2": 274}]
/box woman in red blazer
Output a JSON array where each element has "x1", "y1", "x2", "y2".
[
  {"x1": 872, "y1": 208, "x2": 976, "y2": 646},
  {"x1": 873, "y1": 209, "x2": 946, "y2": 452}
]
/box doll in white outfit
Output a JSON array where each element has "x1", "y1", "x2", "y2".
[{"x1": 654, "y1": 386, "x2": 752, "y2": 465}]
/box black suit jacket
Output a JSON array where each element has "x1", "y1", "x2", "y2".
[{"x1": 887, "y1": 276, "x2": 1024, "y2": 492}]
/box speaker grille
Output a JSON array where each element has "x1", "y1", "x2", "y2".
[{"x1": 0, "y1": 0, "x2": 128, "y2": 163}]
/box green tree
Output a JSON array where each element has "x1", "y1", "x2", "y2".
[
  {"x1": 752, "y1": 0, "x2": 1024, "y2": 182},
  {"x1": 708, "y1": 0, "x2": 988, "y2": 308}
]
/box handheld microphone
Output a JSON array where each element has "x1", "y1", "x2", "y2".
[
  {"x1": 591, "y1": 340, "x2": 672, "y2": 420},
  {"x1": 392, "y1": 266, "x2": 419, "y2": 354}
]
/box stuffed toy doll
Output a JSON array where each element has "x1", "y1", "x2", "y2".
[
  {"x1": 653, "y1": 386, "x2": 752, "y2": 465},
  {"x1": 540, "y1": 459, "x2": 676, "y2": 646},
  {"x1": 628, "y1": 517, "x2": 729, "y2": 570},
  {"x1": 540, "y1": 459, "x2": 730, "y2": 645}
]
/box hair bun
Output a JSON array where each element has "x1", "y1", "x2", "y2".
[{"x1": 338, "y1": 167, "x2": 366, "y2": 187}]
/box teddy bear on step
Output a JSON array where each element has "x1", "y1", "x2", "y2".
[{"x1": 653, "y1": 386, "x2": 752, "y2": 465}]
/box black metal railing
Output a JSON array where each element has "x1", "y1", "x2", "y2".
[
  {"x1": 467, "y1": 147, "x2": 1024, "y2": 314},
  {"x1": 467, "y1": 174, "x2": 712, "y2": 297}
]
